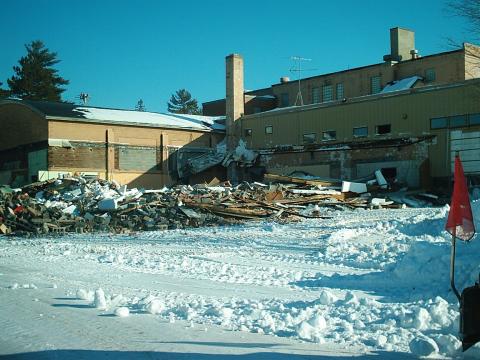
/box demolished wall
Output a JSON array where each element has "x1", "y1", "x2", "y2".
[{"x1": 257, "y1": 137, "x2": 432, "y2": 188}]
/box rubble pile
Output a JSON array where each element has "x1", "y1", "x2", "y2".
[{"x1": 0, "y1": 173, "x2": 444, "y2": 236}]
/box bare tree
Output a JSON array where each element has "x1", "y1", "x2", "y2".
[
  {"x1": 448, "y1": 0, "x2": 480, "y2": 38},
  {"x1": 448, "y1": 0, "x2": 480, "y2": 79}
]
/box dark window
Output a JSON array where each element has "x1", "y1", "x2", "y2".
[
  {"x1": 430, "y1": 117, "x2": 448, "y2": 129},
  {"x1": 280, "y1": 93, "x2": 289, "y2": 107},
  {"x1": 425, "y1": 68, "x2": 436, "y2": 83},
  {"x1": 303, "y1": 133, "x2": 316, "y2": 144},
  {"x1": 353, "y1": 126, "x2": 368, "y2": 137},
  {"x1": 253, "y1": 107, "x2": 261, "y2": 114},
  {"x1": 450, "y1": 115, "x2": 467, "y2": 128},
  {"x1": 245, "y1": 129, "x2": 252, "y2": 137},
  {"x1": 370, "y1": 76, "x2": 382, "y2": 94},
  {"x1": 336, "y1": 83, "x2": 344, "y2": 100},
  {"x1": 470, "y1": 113, "x2": 480, "y2": 126},
  {"x1": 322, "y1": 130, "x2": 336, "y2": 141},
  {"x1": 376, "y1": 124, "x2": 391, "y2": 135},
  {"x1": 322, "y1": 85, "x2": 333, "y2": 102},
  {"x1": 265, "y1": 125, "x2": 273, "y2": 134},
  {"x1": 311, "y1": 87, "x2": 320, "y2": 103}
]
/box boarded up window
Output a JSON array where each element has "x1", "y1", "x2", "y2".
[{"x1": 118, "y1": 146, "x2": 156, "y2": 171}]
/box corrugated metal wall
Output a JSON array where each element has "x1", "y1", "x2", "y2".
[{"x1": 241, "y1": 82, "x2": 480, "y2": 178}]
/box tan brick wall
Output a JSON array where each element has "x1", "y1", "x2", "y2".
[{"x1": 0, "y1": 103, "x2": 48, "y2": 151}]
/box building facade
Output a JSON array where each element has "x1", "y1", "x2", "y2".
[
  {"x1": 0, "y1": 100, "x2": 225, "y2": 188},
  {"x1": 204, "y1": 27, "x2": 480, "y2": 116},
  {"x1": 213, "y1": 27, "x2": 480, "y2": 189}
]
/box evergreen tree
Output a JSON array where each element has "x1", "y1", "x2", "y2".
[
  {"x1": 7, "y1": 40, "x2": 69, "y2": 101},
  {"x1": 0, "y1": 82, "x2": 9, "y2": 98},
  {"x1": 167, "y1": 89, "x2": 201, "y2": 114},
  {"x1": 135, "y1": 99, "x2": 146, "y2": 111}
]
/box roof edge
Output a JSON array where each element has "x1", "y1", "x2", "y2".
[{"x1": 0, "y1": 99, "x2": 47, "y2": 118}]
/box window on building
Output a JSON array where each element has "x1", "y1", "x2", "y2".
[
  {"x1": 430, "y1": 117, "x2": 448, "y2": 129},
  {"x1": 470, "y1": 113, "x2": 480, "y2": 126},
  {"x1": 375, "y1": 124, "x2": 391, "y2": 135},
  {"x1": 303, "y1": 133, "x2": 316, "y2": 144},
  {"x1": 322, "y1": 84, "x2": 333, "y2": 102},
  {"x1": 336, "y1": 83, "x2": 344, "y2": 100},
  {"x1": 265, "y1": 125, "x2": 273, "y2": 134},
  {"x1": 322, "y1": 130, "x2": 336, "y2": 141},
  {"x1": 425, "y1": 68, "x2": 436, "y2": 83},
  {"x1": 353, "y1": 126, "x2": 368, "y2": 137},
  {"x1": 312, "y1": 87, "x2": 320, "y2": 104},
  {"x1": 450, "y1": 115, "x2": 467, "y2": 128},
  {"x1": 245, "y1": 129, "x2": 252, "y2": 137},
  {"x1": 280, "y1": 93, "x2": 289, "y2": 107},
  {"x1": 370, "y1": 75, "x2": 382, "y2": 94},
  {"x1": 253, "y1": 107, "x2": 261, "y2": 114}
]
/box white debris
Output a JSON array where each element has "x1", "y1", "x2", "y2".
[
  {"x1": 62, "y1": 204, "x2": 79, "y2": 215},
  {"x1": 375, "y1": 170, "x2": 388, "y2": 189},
  {"x1": 370, "y1": 198, "x2": 393, "y2": 206},
  {"x1": 341, "y1": 181, "x2": 367, "y2": 194}
]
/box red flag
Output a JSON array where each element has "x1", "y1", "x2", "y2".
[{"x1": 446, "y1": 155, "x2": 476, "y2": 241}]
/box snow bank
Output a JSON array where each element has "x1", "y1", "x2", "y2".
[{"x1": 3, "y1": 202, "x2": 480, "y2": 358}]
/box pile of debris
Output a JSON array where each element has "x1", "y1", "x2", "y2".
[{"x1": 0, "y1": 173, "x2": 444, "y2": 236}]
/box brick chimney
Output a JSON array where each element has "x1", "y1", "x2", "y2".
[{"x1": 225, "y1": 54, "x2": 244, "y2": 183}]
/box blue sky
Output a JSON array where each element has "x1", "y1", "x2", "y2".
[{"x1": 0, "y1": 0, "x2": 474, "y2": 112}]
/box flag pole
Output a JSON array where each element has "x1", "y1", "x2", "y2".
[
  {"x1": 450, "y1": 151, "x2": 462, "y2": 302},
  {"x1": 450, "y1": 232, "x2": 461, "y2": 302}
]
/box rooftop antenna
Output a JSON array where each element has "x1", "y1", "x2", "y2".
[
  {"x1": 77, "y1": 93, "x2": 90, "y2": 105},
  {"x1": 289, "y1": 56, "x2": 316, "y2": 106}
]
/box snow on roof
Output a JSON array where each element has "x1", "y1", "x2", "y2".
[
  {"x1": 1, "y1": 100, "x2": 225, "y2": 132},
  {"x1": 72, "y1": 107, "x2": 225, "y2": 132},
  {"x1": 381, "y1": 76, "x2": 422, "y2": 93}
]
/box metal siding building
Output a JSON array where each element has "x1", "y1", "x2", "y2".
[{"x1": 239, "y1": 80, "x2": 480, "y2": 184}]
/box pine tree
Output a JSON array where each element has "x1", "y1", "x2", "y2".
[
  {"x1": 135, "y1": 99, "x2": 146, "y2": 111},
  {"x1": 0, "y1": 82, "x2": 9, "y2": 99},
  {"x1": 7, "y1": 40, "x2": 69, "y2": 101},
  {"x1": 167, "y1": 89, "x2": 201, "y2": 114}
]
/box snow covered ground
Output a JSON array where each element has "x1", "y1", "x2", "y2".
[{"x1": 1, "y1": 204, "x2": 480, "y2": 359}]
